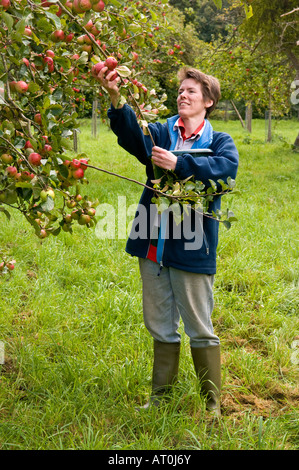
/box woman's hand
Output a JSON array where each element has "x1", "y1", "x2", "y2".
[
  {"x1": 151, "y1": 146, "x2": 177, "y2": 171},
  {"x1": 93, "y1": 66, "x2": 123, "y2": 109}
]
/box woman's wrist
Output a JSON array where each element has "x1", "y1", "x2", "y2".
[{"x1": 110, "y1": 91, "x2": 123, "y2": 109}]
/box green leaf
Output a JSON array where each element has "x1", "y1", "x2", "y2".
[
  {"x1": 48, "y1": 104, "x2": 63, "y2": 116},
  {"x1": 170, "y1": 202, "x2": 182, "y2": 225},
  {"x1": 44, "y1": 11, "x2": 61, "y2": 29},
  {"x1": 184, "y1": 182, "x2": 196, "y2": 191},
  {"x1": 222, "y1": 220, "x2": 231, "y2": 230},
  {"x1": 212, "y1": 0, "x2": 222, "y2": 9},
  {"x1": 36, "y1": 17, "x2": 53, "y2": 34},
  {"x1": 58, "y1": 164, "x2": 69, "y2": 179},
  {"x1": 208, "y1": 179, "x2": 217, "y2": 191},
  {"x1": 0, "y1": 206, "x2": 11, "y2": 220},
  {"x1": 244, "y1": 4, "x2": 253, "y2": 19},
  {"x1": 39, "y1": 195, "x2": 55, "y2": 212},
  {"x1": 227, "y1": 177, "x2": 236, "y2": 189},
  {"x1": 156, "y1": 197, "x2": 170, "y2": 213},
  {"x1": 15, "y1": 18, "x2": 26, "y2": 34},
  {"x1": 2, "y1": 11, "x2": 13, "y2": 31},
  {"x1": 116, "y1": 65, "x2": 131, "y2": 78}
]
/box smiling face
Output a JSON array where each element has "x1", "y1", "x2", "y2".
[{"x1": 177, "y1": 78, "x2": 214, "y2": 121}]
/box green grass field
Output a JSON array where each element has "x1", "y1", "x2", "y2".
[{"x1": 0, "y1": 117, "x2": 298, "y2": 450}]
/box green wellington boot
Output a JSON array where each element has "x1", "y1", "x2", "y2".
[
  {"x1": 191, "y1": 345, "x2": 221, "y2": 417},
  {"x1": 139, "y1": 340, "x2": 180, "y2": 410}
]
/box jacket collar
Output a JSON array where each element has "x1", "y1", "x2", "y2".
[{"x1": 167, "y1": 114, "x2": 213, "y2": 151}]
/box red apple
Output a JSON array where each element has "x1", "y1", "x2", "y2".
[
  {"x1": 105, "y1": 56, "x2": 118, "y2": 70},
  {"x1": 92, "y1": 0, "x2": 105, "y2": 12},
  {"x1": 46, "y1": 49, "x2": 55, "y2": 58},
  {"x1": 39, "y1": 228, "x2": 48, "y2": 239},
  {"x1": 79, "y1": 158, "x2": 88, "y2": 169},
  {"x1": 72, "y1": 0, "x2": 85, "y2": 13},
  {"x1": 70, "y1": 159, "x2": 81, "y2": 169},
  {"x1": 6, "y1": 166, "x2": 17, "y2": 177},
  {"x1": 78, "y1": 0, "x2": 92, "y2": 11},
  {"x1": 43, "y1": 56, "x2": 54, "y2": 72},
  {"x1": 91, "y1": 61, "x2": 105, "y2": 77},
  {"x1": 0, "y1": 0, "x2": 11, "y2": 10},
  {"x1": 24, "y1": 27, "x2": 32, "y2": 36},
  {"x1": 84, "y1": 19, "x2": 93, "y2": 31},
  {"x1": 51, "y1": 30, "x2": 65, "y2": 42},
  {"x1": 28, "y1": 152, "x2": 42, "y2": 166},
  {"x1": 34, "y1": 113, "x2": 42, "y2": 124},
  {"x1": 43, "y1": 144, "x2": 52, "y2": 152},
  {"x1": 65, "y1": 33, "x2": 74, "y2": 43},
  {"x1": 83, "y1": 33, "x2": 94, "y2": 44},
  {"x1": 6, "y1": 261, "x2": 14, "y2": 271},
  {"x1": 15, "y1": 80, "x2": 29, "y2": 93},
  {"x1": 72, "y1": 167, "x2": 85, "y2": 179}
]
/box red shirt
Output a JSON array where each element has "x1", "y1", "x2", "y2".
[{"x1": 178, "y1": 117, "x2": 205, "y2": 142}]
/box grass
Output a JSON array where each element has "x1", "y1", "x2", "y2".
[{"x1": 0, "y1": 116, "x2": 298, "y2": 450}]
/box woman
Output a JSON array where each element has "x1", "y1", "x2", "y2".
[{"x1": 95, "y1": 66, "x2": 239, "y2": 416}]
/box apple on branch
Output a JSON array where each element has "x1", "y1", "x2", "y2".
[
  {"x1": 15, "y1": 81, "x2": 29, "y2": 93},
  {"x1": 28, "y1": 152, "x2": 42, "y2": 166}
]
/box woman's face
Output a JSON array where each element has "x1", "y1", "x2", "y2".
[{"x1": 177, "y1": 78, "x2": 213, "y2": 120}]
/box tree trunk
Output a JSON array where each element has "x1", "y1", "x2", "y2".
[
  {"x1": 230, "y1": 100, "x2": 245, "y2": 128},
  {"x1": 73, "y1": 129, "x2": 78, "y2": 152},
  {"x1": 267, "y1": 92, "x2": 272, "y2": 142},
  {"x1": 245, "y1": 102, "x2": 252, "y2": 133},
  {"x1": 92, "y1": 98, "x2": 98, "y2": 138}
]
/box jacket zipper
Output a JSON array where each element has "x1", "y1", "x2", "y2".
[{"x1": 157, "y1": 260, "x2": 164, "y2": 276}]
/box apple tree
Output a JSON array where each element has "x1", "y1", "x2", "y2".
[
  {"x1": 198, "y1": 26, "x2": 292, "y2": 132},
  {"x1": 0, "y1": 0, "x2": 184, "y2": 240}
]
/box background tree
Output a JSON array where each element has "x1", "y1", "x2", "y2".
[
  {"x1": 169, "y1": 0, "x2": 242, "y2": 42},
  {"x1": 198, "y1": 26, "x2": 292, "y2": 134},
  {"x1": 236, "y1": 0, "x2": 299, "y2": 147}
]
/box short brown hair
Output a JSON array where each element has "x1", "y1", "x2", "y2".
[{"x1": 177, "y1": 67, "x2": 221, "y2": 118}]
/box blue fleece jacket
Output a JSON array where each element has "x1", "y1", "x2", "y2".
[{"x1": 107, "y1": 103, "x2": 239, "y2": 274}]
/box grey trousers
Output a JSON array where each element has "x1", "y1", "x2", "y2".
[{"x1": 139, "y1": 258, "x2": 220, "y2": 348}]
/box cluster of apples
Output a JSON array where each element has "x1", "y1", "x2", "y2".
[
  {"x1": 33, "y1": 192, "x2": 96, "y2": 237},
  {"x1": 2, "y1": 151, "x2": 36, "y2": 183},
  {"x1": 71, "y1": 0, "x2": 105, "y2": 14},
  {"x1": 91, "y1": 55, "x2": 118, "y2": 81},
  {"x1": 64, "y1": 194, "x2": 97, "y2": 229},
  {"x1": 63, "y1": 157, "x2": 89, "y2": 180}
]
